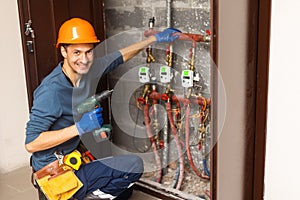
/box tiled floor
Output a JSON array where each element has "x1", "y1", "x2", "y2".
[{"x1": 0, "y1": 166, "x2": 160, "y2": 200}]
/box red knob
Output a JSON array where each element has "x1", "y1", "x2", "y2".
[
  {"x1": 138, "y1": 97, "x2": 145, "y2": 104},
  {"x1": 161, "y1": 94, "x2": 169, "y2": 101},
  {"x1": 206, "y1": 29, "x2": 211, "y2": 35},
  {"x1": 159, "y1": 140, "x2": 165, "y2": 149}
]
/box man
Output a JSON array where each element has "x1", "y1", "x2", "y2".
[{"x1": 25, "y1": 18, "x2": 179, "y2": 200}]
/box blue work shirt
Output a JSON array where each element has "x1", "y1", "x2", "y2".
[{"x1": 25, "y1": 51, "x2": 123, "y2": 171}]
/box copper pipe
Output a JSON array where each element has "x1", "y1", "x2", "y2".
[
  {"x1": 144, "y1": 103, "x2": 162, "y2": 183},
  {"x1": 149, "y1": 91, "x2": 210, "y2": 107},
  {"x1": 166, "y1": 101, "x2": 184, "y2": 190},
  {"x1": 185, "y1": 103, "x2": 210, "y2": 180}
]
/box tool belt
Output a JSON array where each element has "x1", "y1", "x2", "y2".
[
  {"x1": 31, "y1": 143, "x2": 94, "y2": 200},
  {"x1": 33, "y1": 160, "x2": 83, "y2": 200}
]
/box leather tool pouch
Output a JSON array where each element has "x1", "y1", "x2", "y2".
[{"x1": 34, "y1": 160, "x2": 83, "y2": 200}]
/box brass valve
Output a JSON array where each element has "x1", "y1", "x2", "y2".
[
  {"x1": 166, "y1": 53, "x2": 173, "y2": 67},
  {"x1": 146, "y1": 48, "x2": 155, "y2": 63},
  {"x1": 199, "y1": 123, "x2": 206, "y2": 133},
  {"x1": 142, "y1": 84, "x2": 151, "y2": 104}
]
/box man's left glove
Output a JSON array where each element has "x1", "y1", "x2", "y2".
[
  {"x1": 154, "y1": 28, "x2": 181, "y2": 43},
  {"x1": 75, "y1": 107, "x2": 103, "y2": 136}
]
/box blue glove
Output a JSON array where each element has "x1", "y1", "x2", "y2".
[
  {"x1": 154, "y1": 28, "x2": 181, "y2": 43},
  {"x1": 75, "y1": 107, "x2": 103, "y2": 136}
]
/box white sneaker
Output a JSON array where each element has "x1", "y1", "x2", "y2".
[
  {"x1": 91, "y1": 183, "x2": 135, "y2": 200},
  {"x1": 92, "y1": 189, "x2": 116, "y2": 200}
]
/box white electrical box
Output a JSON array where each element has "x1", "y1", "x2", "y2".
[
  {"x1": 160, "y1": 66, "x2": 173, "y2": 83},
  {"x1": 139, "y1": 66, "x2": 150, "y2": 83},
  {"x1": 181, "y1": 69, "x2": 194, "y2": 87}
]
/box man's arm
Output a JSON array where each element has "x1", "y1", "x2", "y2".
[
  {"x1": 119, "y1": 36, "x2": 156, "y2": 63},
  {"x1": 119, "y1": 28, "x2": 180, "y2": 62},
  {"x1": 25, "y1": 125, "x2": 79, "y2": 153},
  {"x1": 25, "y1": 107, "x2": 102, "y2": 153}
]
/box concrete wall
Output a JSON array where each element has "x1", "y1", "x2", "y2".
[
  {"x1": 104, "y1": 0, "x2": 210, "y2": 36},
  {"x1": 0, "y1": 0, "x2": 30, "y2": 173}
]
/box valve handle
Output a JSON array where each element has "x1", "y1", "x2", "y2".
[
  {"x1": 138, "y1": 97, "x2": 146, "y2": 104},
  {"x1": 161, "y1": 94, "x2": 169, "y2": 101},
  {"x1": 205, "y1": 29, "x2": 211, "y2": 35}
]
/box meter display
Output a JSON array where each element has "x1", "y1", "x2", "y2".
[
  {"x1": 182, "y1": 69, "x2": 194, "y2": 87},
  {"x1": 139, "y1": 67, "x2": 150, "y2": 83},
  {"x1": 160, "y1": 66, "x2": 173, "y2": 83}
]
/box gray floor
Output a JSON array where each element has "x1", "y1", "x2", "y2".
[{"x1": 0, "y1": 166, "x2": 160, "y2": 200}]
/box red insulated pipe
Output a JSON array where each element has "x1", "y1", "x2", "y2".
[
  {"x1": 144, "y1": 103, "x2": 162, "y2": 183},
  {"x1": 166, "y1": 101, "x2": 184, "y2": 190},
  {"x1": 185, "y1": 103, "x2": 210, "y2": 180},
  {"x1": 144, "y1": 29, "x2": 208, "y2": 42},
  {"x1": 149, "y1": 89, "x2": 160, "y2": 102},
  {"x1": 148, "y1": 91, "x2": 210, "y2": 107},
  {"x1": 175, "y1": 99, "x2": 181, "y2": 120}
]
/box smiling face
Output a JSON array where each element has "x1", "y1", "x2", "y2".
[{"x1": 61, "y1": 43, "x2": 95, "y2": 75}]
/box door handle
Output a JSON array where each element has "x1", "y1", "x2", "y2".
[
  {"x1": 25, "y1": 20, "x2": 35, "y2": 53},
  {"x1": 25, "y1": 20, "x2": 35, "y2": 39}
]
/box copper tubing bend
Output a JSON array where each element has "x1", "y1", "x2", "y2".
[
  {"x1": 144, "y1": 103, "x2": 162, "y2": 183},
  {"x1": 166, "y1": 101, "x2": 184, "y2": 190}
]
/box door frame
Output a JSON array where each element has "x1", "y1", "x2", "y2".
[
  {"x1": 253, "y1": 0, "x2": 272, "y2": 198},
  {"x1": 214, "y1": 0, "x2": 271, "y2": 198}
]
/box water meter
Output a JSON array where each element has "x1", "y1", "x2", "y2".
[
  {"x1": 182, "y1": 69, "x2": 194, "y2": 87},
  {"x1": 139, "y1": 66, "x2": 150, "y2": 83},
  {"x1": 160, "y1": 66, "x2": 173, "y2": 83}
]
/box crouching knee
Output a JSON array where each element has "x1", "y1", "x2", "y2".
[{"x1": 129, "y1": 155, "x2": 144, "y2": 175}]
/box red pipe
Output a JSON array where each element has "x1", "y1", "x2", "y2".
[
  {"x1": 144, "y1": 103, "x2": 162, "y2": 183},
  {"x1": 140, "y1": 91, "x2": 211, "y2": 182},
  {"x1": 205, "y1": 189, "x2": 211, "y2": 199},
  {"x1": 149, "y1": 91, "x2": 210, "y2": 107},
  {"x1": 166, "y1": 101, "x2": 184, "y2": 190},
  {"x1": 175, "y1": 98, "x2": 181, "y2": 120},
  {"x1": 185, "y1": 102, "x2": 210, "y2": 180}
]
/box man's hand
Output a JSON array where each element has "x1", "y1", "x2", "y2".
[
  {"x1": 75, "y1": 107, "x2": 103, "y2": 136},
  {"x1": 154, "y1": 28, "x2": 181, "y2": 43}
]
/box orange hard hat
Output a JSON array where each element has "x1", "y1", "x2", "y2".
[{"x1": 56, "y1": 18, "x2": 100, "y2": 48}]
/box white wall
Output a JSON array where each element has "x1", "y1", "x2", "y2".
[
  {"x1": 0, "y1": 0, "x2": 30, "y2": 173},
  {"x1": 265, "y1": 0, "x2": 300, "y2": 199}
]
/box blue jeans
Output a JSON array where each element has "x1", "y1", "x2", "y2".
[{"x1": 73, "y1": 155, "x2": 144, "y2": 200}]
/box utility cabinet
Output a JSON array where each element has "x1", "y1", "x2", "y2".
[{"x1": 101, "y1": 0, "x2": 219, "y2": 199}]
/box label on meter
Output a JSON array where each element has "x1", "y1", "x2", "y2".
[
  {"x1": 160, "y1": 66, "x2": 173, "y2": 83},
  {"x1": 139, "y1": 67, "x2": 150, "y2": 83},
  {"x1": 182, "y1": 70, "x2": 194, "y2": 87}
]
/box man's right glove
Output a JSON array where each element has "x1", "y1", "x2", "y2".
[
  {"x1": 75, "y1": 107, "x2": 103, "y2": 136},
  {"x1": 154, "y1": 28, "x2": 181, "y2": 43}
]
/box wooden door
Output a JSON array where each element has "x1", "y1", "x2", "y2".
[{"x1": 17, "y1": 0, "x2": 105, "y2": 108}]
